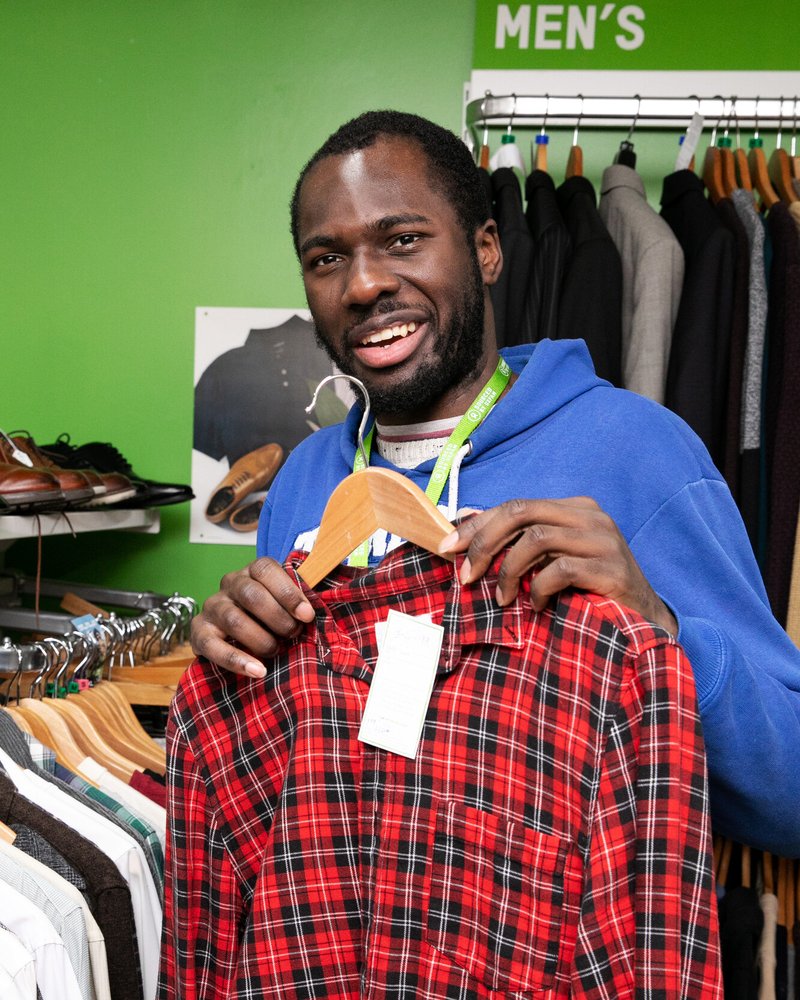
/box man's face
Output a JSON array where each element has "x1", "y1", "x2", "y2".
[{"x1": 296, "y1": 136, "x2": 500, "y2": 423}]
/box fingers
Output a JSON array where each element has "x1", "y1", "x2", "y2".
[
  {"x1": 439, "y1": 498, "x2": 604, "y2": 582},
  {"x1": 190, "y1": 558, "x2": 316, "y2": 677}
]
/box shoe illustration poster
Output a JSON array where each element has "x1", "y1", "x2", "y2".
[{"x1": 191, "y1": 307, "x2": 349, "y2": 545}]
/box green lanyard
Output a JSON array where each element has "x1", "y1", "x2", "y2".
[{"x1": 348, "y1": 355, "x2": 511, "y2": 566}]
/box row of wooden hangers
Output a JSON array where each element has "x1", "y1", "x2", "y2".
[{"x1": 475, "y1": 94, "x2": 800, "y2": 209}]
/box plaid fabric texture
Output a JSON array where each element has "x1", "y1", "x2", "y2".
[{"x1": 159, "y1": 545, "x2": 721, "y2": 999}]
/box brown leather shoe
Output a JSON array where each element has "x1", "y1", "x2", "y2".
[
  {"x1": 0, "y1": 461, "x2": 65, "y2": 512},
  {"x1": 228, "y1": 496, "x2": 265, "y2": 532},
  {"x1": 3, "y1": 435, "x2": 96, "y2": 506},
  {"x1": 205, "y1": 444, "x2": 284, "y2": 524},
  {"x1": 15, "y1": 434, "x2": 137, "y2": 506}
]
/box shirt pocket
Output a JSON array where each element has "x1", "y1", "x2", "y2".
[{"x1": 425, "y1": 799, "x2": 574, "y2": 995}]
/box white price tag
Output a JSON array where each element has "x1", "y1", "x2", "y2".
[{"x1": 359, "y1": 609, "x2": 444, "y2": 759}]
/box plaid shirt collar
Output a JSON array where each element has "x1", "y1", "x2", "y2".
[{"x1": 287, "y1": 547, "x2": 526, "y2": 684}]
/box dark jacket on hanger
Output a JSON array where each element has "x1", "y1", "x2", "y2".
[
  {"x1": 489, "y1": 167, "x2": 535, "y2": 348},
  {"x1": 524, "y1": 170, "x2": 570, "y2": 343},
  {"x1": 555, "y1": 175, "x2": 623, "y2": 386},
  {"x1": 763, "y1": 201, "x2": 800, "y2": 625},
  {"x1": 715, "y1": 197, "x2": 751, "y2": 508},
  {"x1": 660, "y1": 170, "x2": 736, "y2": 468}
]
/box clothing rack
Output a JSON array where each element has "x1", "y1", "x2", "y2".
[{"x1": 465, "y1": 93, "x2": 799, "y2": 148}]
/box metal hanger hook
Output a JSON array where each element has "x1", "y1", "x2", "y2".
[
  {"x1": 572, "y1": 94, "x2": 584, "y2": 146},
  {"x1": 710, "y1": 95, "x2": 725, "y2": 146},
  {"x1": 539, "y1": 93, "x2": 550, "y2": 137},
  {"x1": 776, "y1": 96, "x2": 784, "y2": 149},
  {"x1": 307, "y1": 373, "x2": 373, "y2": 470},
  {"x1": 506, "y1": 93, "x2": 517, "y2": 136},
  {"x1": 625, "y1": 94, "x2": 641, "y2": 142}
]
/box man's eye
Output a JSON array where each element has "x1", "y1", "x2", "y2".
[
  {"x1": 311, "y1": 253, "x2": 340, "y2": 268},
  {"x1": 391, "y1": 233, "x2": 421, "y2": 248}
]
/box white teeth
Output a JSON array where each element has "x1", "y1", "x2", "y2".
[{"x1": 360, "y1": 321, "x2": 418, "y2": 346}]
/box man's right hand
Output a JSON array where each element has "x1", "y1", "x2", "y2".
[{"x1": 190, "y1": 557, "x2": 316, "y2": 678}]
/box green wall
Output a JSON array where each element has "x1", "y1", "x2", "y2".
[
  {"x1": 0, "y1": 2, "x2": 783, "y2": 605},
  {"x1": 1, "y1": 1, "x2": 477, "y2": 603}
]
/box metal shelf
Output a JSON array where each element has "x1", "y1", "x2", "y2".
[{"x1": 0, "y1": 508, "x2": 159, "y2": 546}]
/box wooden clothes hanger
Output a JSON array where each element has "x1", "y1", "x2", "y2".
[
  {"x1": 767, "y1": 100, "x2": 799, "y2": 203},
  {"x1": 748, "y1": 100, "x2": 781, "y2": 210},
  {"x1": 565, "y1": 96, "x2": 584, "y2": 179},
  {"x1": 297, "y1": 468, "x2": 454, "y2": 588}
]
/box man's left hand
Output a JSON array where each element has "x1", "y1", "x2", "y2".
[{"x1": 439, "y1": 497, "x2": 678, "y2": 636}]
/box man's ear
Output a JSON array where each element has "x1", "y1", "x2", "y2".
[{"x1": 475, "y1": 219, "x2": 503, "y2": 286}]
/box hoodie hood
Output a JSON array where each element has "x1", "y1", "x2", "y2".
[{"x1": 338, "y1": 338, "x2": 607, "y2": 474}]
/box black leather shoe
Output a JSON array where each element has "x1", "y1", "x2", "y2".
[{"x1": 41, "y1": 436, "x2": 194, "y2": 508}]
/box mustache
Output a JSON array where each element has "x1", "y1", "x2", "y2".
[{"x1": 342, "y1": 300, "x2": 430, "y2": 336}]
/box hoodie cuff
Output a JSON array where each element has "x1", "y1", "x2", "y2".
[{"x1": 675, "y1": 613, "x2": 727, "y2": 707}]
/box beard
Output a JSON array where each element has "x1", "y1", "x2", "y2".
[{"x1": 311, "y1": 250, "x2": 487, "y2": 419}]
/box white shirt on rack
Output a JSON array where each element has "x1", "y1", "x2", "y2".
[
  {"x1": 0, "y1": 923, "x2": 37, "y2": 1000},
  {"x1": 0, "y1": 878, "x2": 83, "y2": 1000},
  {"x1": 78, "y1": 756, "x2": 166, "y2": 850}
]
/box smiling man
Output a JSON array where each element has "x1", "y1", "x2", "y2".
[{"x1": 190, "y1": 110, "x2": 800, "y2": 858}]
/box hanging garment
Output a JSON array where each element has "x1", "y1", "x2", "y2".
[
  {"x1": 0, "y1": 836, "x2": 111, "y2": 1000},
  {"x1": 555, "y1": 174, "x2": 623, "y2": 386},
  {"x1": 762, "y1": 202, "x2": 800, "y2": 625},
  {"x1": 0, "y1": 773, "x2": 144, "y2": 1000},
  {"x1": 0, "y1": 922, "x2": 37, "y2": 1000},
  {"x1": 488, "y1": 167, "x2": 535, "y2": 348},
  {"x1": 718, "y1": 885, "x2": 763, "y2": 1000},
  {"x1": 715, "y1": 197, "x2": 751, "y2": 506},
  {"x1": 0, "y1": 750, "x2": 161, "y2": 1000},
  {"x1": 0, "y1": 879, "x2": 83, "y2": 1000},
  {"x1": 598, "y1": 163, "x2": 684, "y2": 403},
  {"x1": 660, "y1": 169, "x2": 736, "y2": 468},
  {"x1": 524, "y1": 170, "x2": 570, "y2": 343},
  {"x1": 760, "y1": 892, "x2": 779, "y2": 1000},
  {"x1": 730, "y1": 189, "x2": 769, "y2": 550},
  {"x1": 0, "y1": 842, "x2": 94, "y2": 1000},
  {"x1": 160, "y1": 543, "x2": 722, "y2": 999}
]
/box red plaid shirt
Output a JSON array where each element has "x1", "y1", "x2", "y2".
[{"x1": 159, "y1": 544, "x2": 721, "y2": 999}]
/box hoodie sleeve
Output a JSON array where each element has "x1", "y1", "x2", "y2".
[{"x1": 629, "y1": 476, "x2": 800, "y2": 857}]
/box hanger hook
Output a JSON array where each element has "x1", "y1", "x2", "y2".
[
  {"x1": 480, "y1": 91, "x2": 490, "y2": 147},
  {"x1": 710, "y1": 95, "x2": 725, "y2": 146},
  {"x1": 540, "y1": 93, "x2": 550, "y2": 137},
  {"x1": 776, "y1": 96, "x2": 784, "y2": 149},
  {"x1": 507, "y1": 93, "x2": 517, "y2": 136},
  {"x1": 625, "y1": 94, "x2": 641, "y2": 142},
  {"x1": 0, "y1": 638, "x2": 22, "y2": 707},
  {"x1": 754, "y1": 96, "x2": 761, "y2": 140},
  {"x1": 307, "y1": 373, "x2": 372, "y2": 470},
  {"x1": 791, "y1": 96, "x2": 798, "y2": 158},
  {"x1": 731, "y1": 96, "x2": 743, "y2": 150},
  {"x1": 572, "y1": 94, "x2": 584, "y2": 147}
]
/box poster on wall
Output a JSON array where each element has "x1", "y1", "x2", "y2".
[
  {"x1": 190, "y1": 307, "x2": 350, "y2": 545},
  {"x1": 469, "y1": 0, "x2": 800, "y2": 110}
]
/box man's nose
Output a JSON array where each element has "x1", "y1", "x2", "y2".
[{"x1": 341, "y1": 251, "x2": 401, "y2": 308}]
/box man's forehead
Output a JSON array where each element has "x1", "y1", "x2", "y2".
[{"x1": 301, "y1": 135, "x2": 432, "y2": 195}]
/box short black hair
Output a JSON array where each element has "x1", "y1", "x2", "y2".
[{"x1": 290, "y1": 110, "x2": 491, "y2": 257}]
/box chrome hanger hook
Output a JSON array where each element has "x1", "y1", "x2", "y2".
[
  {"x1": 776, "y1": 96, "x2": 784, "y2": 149},
  {"x1": 307, "y1": 374, "x2": 372, "y2": 470},
  {"x1": 572, "y1": 94, "x2": 584, "y2": 146},
  {"x1": 506, "y1": 93, "x2": 517, "y2": 136},
  {"x1": 710, "y1": 95, "x2": 725, "y2": 146},
  {"x1": 540, "y1": 93, "x2": 550, "y2": 137},
  {"x1": 625, "y1": 94, "x2": 641, "y2": 142}
]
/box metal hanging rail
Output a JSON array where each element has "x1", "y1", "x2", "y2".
[{"x1": 465, "y1": 93, "x2": 798, "y2": 147}]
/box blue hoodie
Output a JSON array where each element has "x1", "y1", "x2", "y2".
[{"x1": 258, "y1": 338, "x2": 800, "y2": 857}]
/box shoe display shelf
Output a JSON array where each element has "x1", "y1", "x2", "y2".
[{"x1": 0, "y1": 508, "x2": 159, "y2": 552}]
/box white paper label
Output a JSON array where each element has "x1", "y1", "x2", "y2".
[{"x1": 359, "y1": 609, "x2": 444, "y2": 759}]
